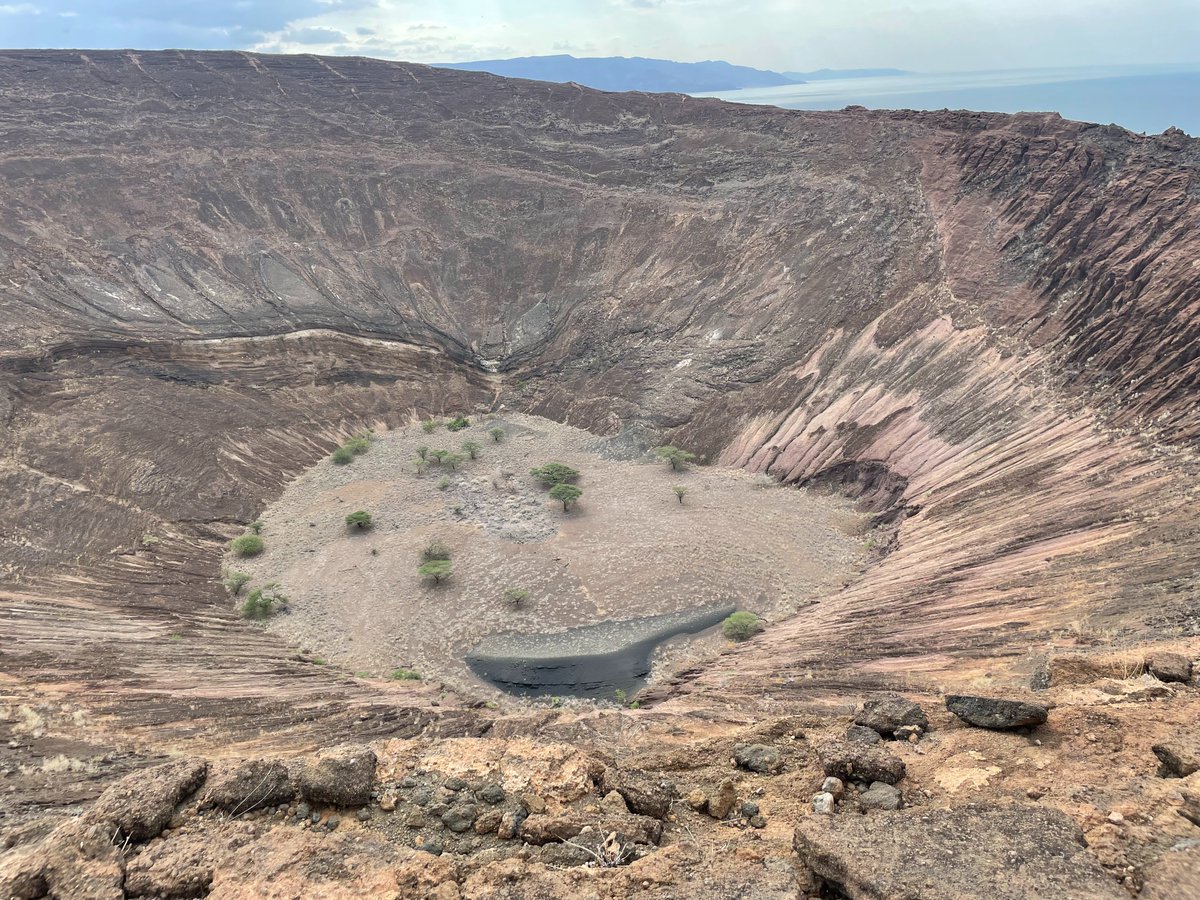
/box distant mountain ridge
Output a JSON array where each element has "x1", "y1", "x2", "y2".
[{"x1": 437, "y1": 54, "x2": 910, "y2": 94}]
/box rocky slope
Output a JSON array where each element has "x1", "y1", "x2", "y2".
[{"x1": 1, "y1": 50, "x2": 1199, "y2": 896}]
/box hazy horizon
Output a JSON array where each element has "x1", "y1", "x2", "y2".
[{"x1": 1, "y1": 2, "x2": 1197, "y2": 75}]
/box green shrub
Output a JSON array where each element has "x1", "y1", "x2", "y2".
[
  {"x1": 331, "y1": 446, "x2": 354, "y2": 465},
  {"x1": 462, "y1": 439, "x2": 481, "y2": 459},
  {"x1": 503, "y1": 586, "x2": 530, "y2": 607},
  {"x1": 430, "y1": 449, "x2": 450, "y2": 465},
  {"x1": 446, "y1": 416, "x2": 470, "y2": 432},
  {"x1": 223, "y1": 570, "x2": 252, "y2": 595},
  {"x1": 248, "y1": 519, "x2": 265, "y2": 534},
  {"x1": 229, "y1": 534, "x2": 265, "y2": 557},
  {"x1": 242, "y1": 582, "x2": 287, "y2": 620},
  {"x1": 530, "y1": 462, "x2": 579, "y2": 486},
  {"x1": 722, "y1": 611, "x2": 762, "y2": 642},
  {"x1": 421, "y1": 419, "x2": 442, "y2": 434},
  {"x1": 391, "y1": 668, "x2": 422, "y2": 681},
  {"x1": 141, "y1": 533, "x2": 160, "y2": 548},
  {"x1": 413, "y1": 457, "x2": 427, "y2": 475},
  {"x1": 654, "y1": 446, "x2": 696, "y2": 472},
  {"x1": 419, "y1": 558, "x2": 452, "y2": 584},
  {"x1": 549, "y1": 482, "x2": 582, "y2": 511},
  {"x1": 436, "y1": 476, "x2": 451, "y2": 491},
  {"x1": 345, "y1": 510, "x2": 373, "y2": 530},
  {"x1": 422, "y1": 538, "x2": 451, "y2": 562},
  {"x1": 444, "y1": 452, "x2": 466, "y2": 471},
  {"x1": 673, "y1": 486, "x2": 688, "y2": 504},
  {"x1": 416, "y1": 446, "x2": 430, "y2": 461},
  {"x1": 345, "y1": 435, "x2": 370, "y2": 455},
  {"x1": 489, "y1": 427, "x2": 505, "y2": 443}
]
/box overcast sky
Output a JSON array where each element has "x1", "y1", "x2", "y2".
[{"x1": 2, "y1": 1, "x2": 1198, "y2": 73}]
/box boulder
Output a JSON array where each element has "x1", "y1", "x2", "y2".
[
  {"x1": 733, "y1": 743, "x2": 783, "y2": 774},
  {"x1": 86, "y1": 758, "x2": 208, "y2": 841},
  {"x1": 854, "y1": 697, "x2": 928, "y2": 737},
  {"x1": 945, "y1": 695, "x2": 1048, "y2": 730},
  {"x1": 518, "y1": 812, "x2": 662, "y2": 847},
  {"x1": 858, "y1": 781, "x2": 902, "y2": 811},
  {"x1": 845, "y1": 724, "x2": 883, "y2": 745},
  {"x1": 1147, "y1": 652, "x2": 1193, "y2": 684},
  {"x1": 1153, "y1": 741, "x2": 1200, "y2": 778},
  {"x1": 599, "y1": 766, "x2": 672, "y2": 819},
  {"x1": 0, "y1": 822, "x2": 126, "y2": 900},
  {"x1": 684, "y1": 788, "x2": 708, "y2": 812},
  {"x1": 818, "y1": 741, "x2": 905, "y2": 785},
  {"x1": 298, "y1": 745, "x2": 377, "y2": 806},
  {"x1": 708, "y1": 779, "x2": 737, "y2": 819},
  {"x1": 794, "y1": 803, "x2": 1125, "y2": 899},
  {"x1": 197, "y1": 758, "x2": 294, "y2": 812},
  {"x1": 441, "y1": 803, "x2": 478, "y2": 833}
]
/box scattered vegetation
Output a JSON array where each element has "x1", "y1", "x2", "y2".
[
  {"x1": 391, "y1": 668, "x2": 422, "y2": 681},
  {"x1": 672, "y1": 486, "x2": 688, "y2": 504},
  {"x1": 229, "y1": 534, "x2": 265, "y2": 557},
  {"x1": 223, "y1": 570, "x2": 252, "y2": 595},
  {"x1": 436, "y1": 476, "x2": 451, "y2": 490},
  {"x1": 419, "y1": 558, "x2": 453, "y2": 584},
  {"x1": 421, "y1": 419, "x2": 442, "y2": 434},
  {"x1": 141, "y1": 533, "x2": 160, "y2": 548},
  {"x1": 416, "y1": 446, "x2": 430, "y2": 461},
  {"x1": 549, "y1": 482, "x2": 582, "y2": 511},
  {"x1": 654, "y1": 445, "x2": 695, "y2": 472},
  {"x1": 489, "y1": 426, "x2": 505, "y2": 443},
  {"x1": 331, "y1": 446, "x2": 354, "y2": 465},
  {"x1": 248, "y1": 520, "x2": 264, "y2": 534},
  {"x1": 503, "y1": 586, "x2": 530, "y2": 607},
  {"x1": 430, "y1": 449, "x2": 450, "y2": 465},
  {"x1": 722, "y1": 611, "x2": 763, "y2": 642},
  {"x1": 444, "y1": 452, "x2": 466, "y2": 471},
  {"x1": 345, "y1": 435, "x2": 370, "y2": 455},
  {"x1": 462, "y1": 439, "x2": 481, "y2": 459},
  {"x1": 242, "y1": 582, "x2": 287, "y2": 620},
  {"x1": 413, "y1": 457, "x2": 427, "y2": 476},
  {"x1": 530, "y1": 462, "x2": 580, "y2": 486},
  {"x1": 345, "y1": 510, "x2": 373, "y2": 530},
  {"x1": 446, "y1": 416, "x2": 470, "y2": 432}
]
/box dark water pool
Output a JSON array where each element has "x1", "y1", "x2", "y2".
[{"x1": 465, "y1": 603, "x2": 736, "y2": 700}]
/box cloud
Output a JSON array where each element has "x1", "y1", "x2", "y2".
[{"x1": 0, "y1": 3, "x2": 41, "y2": 14}]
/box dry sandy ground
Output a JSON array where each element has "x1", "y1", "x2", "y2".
[{"x1": 229, "y1": 413, "x2": 866, "y2": 700}]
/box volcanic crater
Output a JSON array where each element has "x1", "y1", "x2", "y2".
[{"x1": 2, "y1": 49, "x2": 1200, "y2": 899}]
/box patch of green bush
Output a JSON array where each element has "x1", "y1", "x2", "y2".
[
  {"x1": 446, "y1": 416, "x2": 470, "y2": 432},
  {"x1": 654, "y1": 445, "x2": 696, "y2": 472},
  {"x1": 489, "y1": 427, "x2": 505, "y2": 443},
  {"x1": 241, "y1": 582, "x2": 287, "y2": 620},
  {"x1": 391, "y1": 668, "x2": 422, "y2": 681},
  {"x1": 436, "y1": 476, "x2": 451, "y2": 490},
  {"x1": 462, "y1": 439, "x2": 481, "y2": 459},
  {"x1": 331, "y1": 446, "x2": 354, "y2": 465},
  {"x1": 419, "y1": 558, "x2": 453, "y2": 584},
  {"x1": 529, "y1": 462, "x2": 579, "y2": 486},
  {"x1": 223, "y1": 570, "x2": 252, "y2": 595},
  {"x1": 421, "y1": 419, "x2": 442, "y2": 434},
  {"x1": 722, "y1": 611, "x2": 762, "y2": 642},
  {"x1": 345, "y1": 510, "x2": 373, "y2": 530},
  {"x1": 549, "y1": 482, "x2": 582, "y2": 511},
  {"x1": 422, "y1": 538, "x2": 451, "y2": 562},
  {"x1": 345, "y1": 435, "x2": 370, "y2": 455},
  {"x1": 229, "y1": 534, "x2": 265, "y2": 557}
]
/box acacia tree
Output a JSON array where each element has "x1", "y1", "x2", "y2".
[
  {"x1": 673, "y1": 486, "x2": 688, "y2": 504},
  {"x1": 444, "y1": 452, "x2": 466, "y2": 471},
  {"x1": 530, "y1": 462, "x2": 579, "y2": 486},
  {"x1": 489, "y1": 427, "x2": 505, "y2": 443},
  {"x1": 654, "y1": 446, "x2": 695, "y2": 472},
  {"x1": 419, "y1": 559, "x2": 453, "y2": 584},
  {"x1": 462, "y1": 439, "x2": 481, "y2": 460},
  {"x1": 549, "y1": 482, "x2": 582, "y2": 512}
]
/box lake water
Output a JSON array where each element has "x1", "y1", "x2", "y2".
[{"x1": 695, "y1": 65, "x2": 1200, "y2": 136}]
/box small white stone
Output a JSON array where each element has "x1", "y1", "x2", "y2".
[
  {"x1": 1107, "y1": 812, "x2": 1125, "y2": 825},
  {"x1": 812, "y1": 792, "x2": 836, "y2": 815}
]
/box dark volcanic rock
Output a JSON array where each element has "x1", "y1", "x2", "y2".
[
  {"x1": 794, "y1": 803, "x2": 1125, "y2": 899},
  {"x1": 854, "y1": 696, "x2": 929, "y2": 737},
  {"x1": 817, "y1": 741, "x2": 905, "y2": 785},
  {"x1": 858, "y1": 781, "x2": 902, "y2": 811},
  {"x1": 733, "y1": 743, "x2": 784, "y2": 774},
  {"x1": 845, "y1": 724, "x2": 883, "y2": 745},
  {"x1": 599, "y1": 767, "x2": 672, "y2": 820},
  {"x1": 298, "y1": 746, "x2": 377, "y2": 807},
  {"x1": 945, "y1": 695, "x2": 1049, "y2": 730},
  {"x1": 1146, "y1": 652, "x2": 1193, "y2": 683}
]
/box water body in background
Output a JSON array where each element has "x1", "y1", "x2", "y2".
[{"x1": 695, "y1": 65, "x2": 1200, "y2": 136}]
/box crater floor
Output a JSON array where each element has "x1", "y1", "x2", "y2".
[{"x1": 232, "y1": 413, "x2": 867, "y2": 697}]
